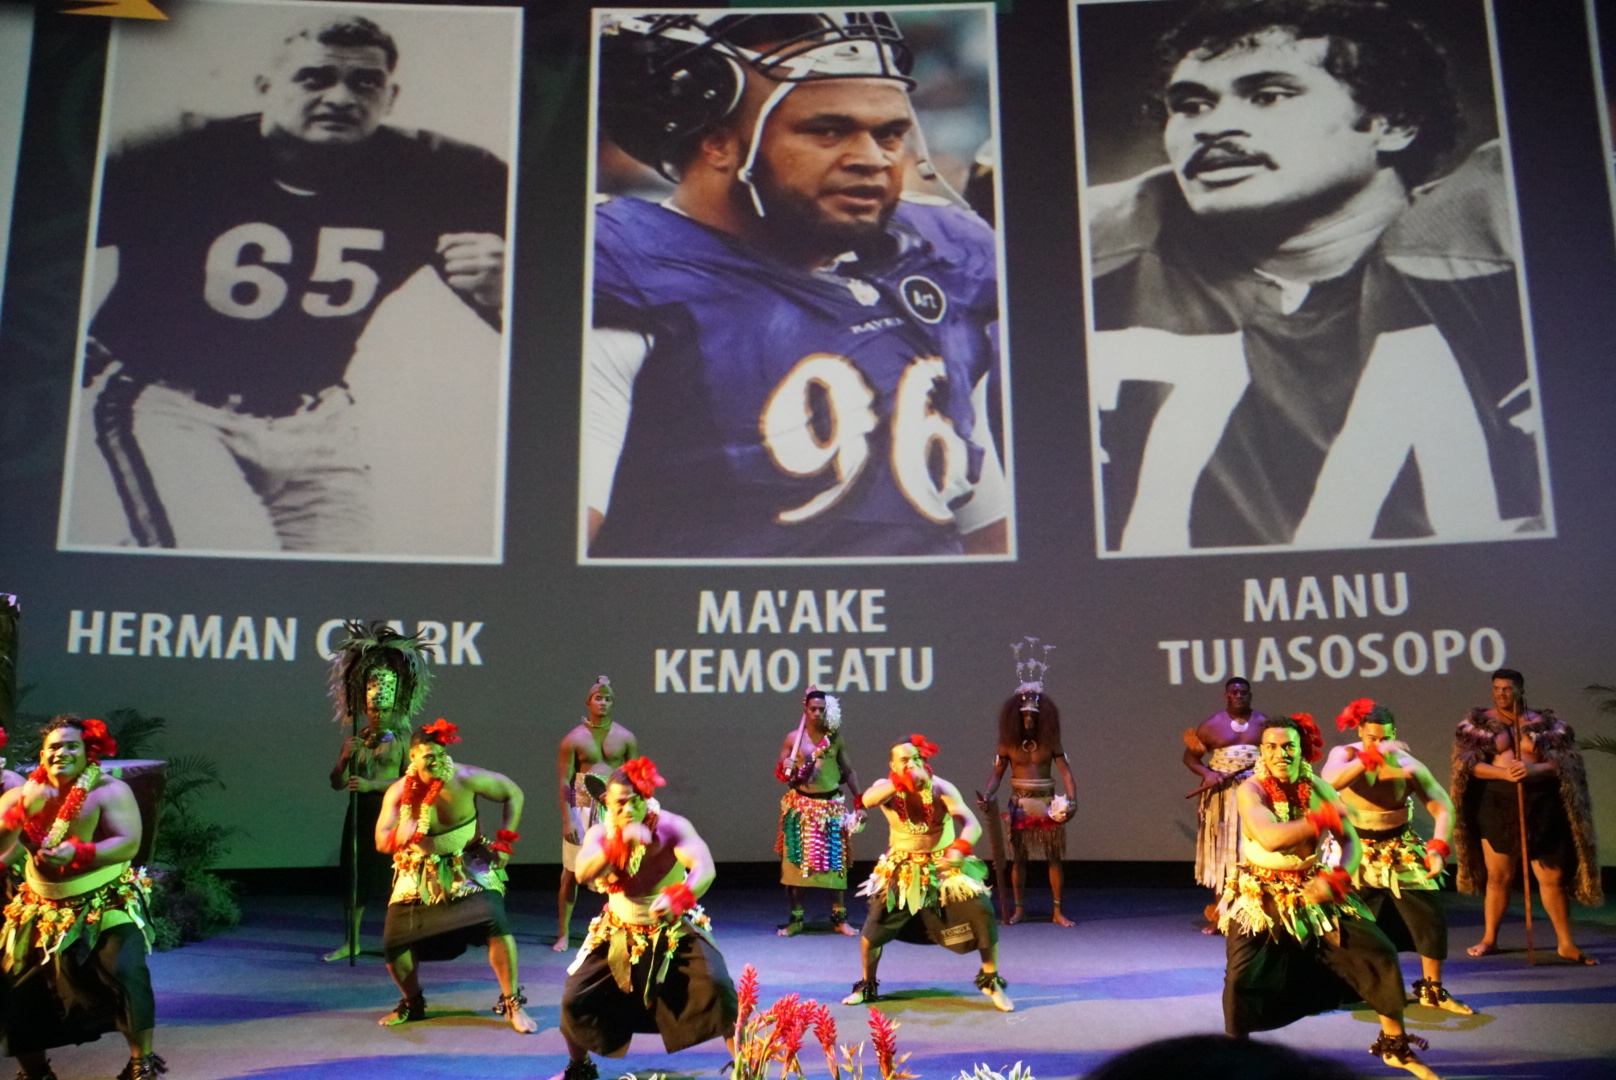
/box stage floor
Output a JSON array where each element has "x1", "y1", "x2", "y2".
[{"x1": 36, "y1": 885, "x2": 1616, "y2": 1080}]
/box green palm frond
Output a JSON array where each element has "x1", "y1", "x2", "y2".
[
  {"x1": 1585, "y1": 685, "x2": 1616, "y2": 715},
  {"x1": 1580, "y1": 735, "x2": 1616, "y2": 758},
  {"x1": 102, "y1": 708, "x2": 168, "y2": 758}
]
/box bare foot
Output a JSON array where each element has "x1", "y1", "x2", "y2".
[
  {"x1": 1383, "y1": 1054, "x2": 1439, "y2": 1080},
  {"x1": 1436, "y1": 994, "x2": 1475, "y2": 1015},
  {"x1": 1006, "y1": 909, "x2": 1024, "y2": 925},
  {"x1": 1557, "y1": 946, "x2": 1599, "y2": 965},
  {"x1": 1052, "y1": 909, "x2": 1075, "y2": 927},
  {"x1": 832, "y1": 919, "x2": 859, "y2": 937},
  {"x1": 1465, "y1": 940, "x2": 1497, "y2": 957},
  {"x1": 552, "y1": 935, "x2": 572, "y2": 953},
  {"x1": 323, "y1": 942, "x2": 358, "y2": 963},
  {"x1": 508, "y1": 1006, "x2": 538, "y2": 1034}
]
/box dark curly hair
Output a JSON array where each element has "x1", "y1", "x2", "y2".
[
  {"x1": 1153, "y1": 0, "x2": 1461, "y2": 186},
  {"x1": 996, "y1": 691, "x2": 1063, "y2": 757}
]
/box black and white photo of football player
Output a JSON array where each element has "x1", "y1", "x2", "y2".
[
  {"x1": 1075, "y1": 0, "x2": 1552, "y2": 557},
  {"x1": 60, "y1": 1, "x2": 520, "y2": 561},
  {"x1": 580, "y1": 7, "x2": 1012, "y2": 564}
]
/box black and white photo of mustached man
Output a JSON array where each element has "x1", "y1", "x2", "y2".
[
  {"x1": 59, "y1": 0, "x2": 521, "y2": 562},
  {"x1": 1074, "y1": 0, "x2": 1553, "y2": 557}
]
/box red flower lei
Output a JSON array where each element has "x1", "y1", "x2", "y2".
[
  {"x1": 888, "y1": 785, "x2": 939, "y2": 830},
  {"x1": 23, "y1": 765, "x2": 101, "y2": 849},
  {"x1": 1257, "y1": 766, "x2": 1312, "y2": 822},
  {"x1": 385, "y1": 774, "x2": 444, "y2": 851}
]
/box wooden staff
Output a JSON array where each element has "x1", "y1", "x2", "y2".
[
  {"x1": 1511, "y1": 707, "x2": 1534, "y2": 965},
  {"x1": 347, "y1": 712, "x2": 360, "y2": 967}
]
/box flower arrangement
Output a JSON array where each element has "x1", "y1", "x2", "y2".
[{"x1": 732, "y1": 966, "x2": 914, "y2": 1080}]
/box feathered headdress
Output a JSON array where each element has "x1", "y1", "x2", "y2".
[
  {"x1": 1336, "y1": 698, "x2": 1394, "y2": 731},
  {"x1": 1290, "y1": 713, "x2": 1325, "y2": 764},
  {"x1": 1011, "y1": 636, "x2": 1054, "y2": 695},
  {"x1": 419, "y1": 718, "x2": 461, "y2": 745},
  {"x1": 328, "y1": 621, "x2": 432, "y2": 730},
  {"x1": 908, "y1": 734, "x2": 939, "y2": 759}
]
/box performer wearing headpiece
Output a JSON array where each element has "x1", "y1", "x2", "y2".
[
  {"x1": 1322, "y1": 700, "x2": 1469, "y2": 1012},
  {"x1": 0, "y1": 715, "x2": 164, "y2": 1080},
  {"x1": 326, "y1": 620, "x2": 432, "y2": 962},
  {"x1": 847, "y1": 735, "x2": 1012, "y2": 1011},
  {"x1": 559, "y1": 757, "x2": 737, "y2": 1080},
  {"x1": 981, "y1": 639, "x2": 1074, "y2": 925},
  {"x1": 374, "y1": 719, "x2": 535, "y2": 1033},
  {"x1": 1221, "y1": 714, "x2": 1437, "y2": 1078},
  {"x1": 1452, "y1": 668, "x2": 1600, "y2": 963},
  {"x1": 774, "y1": 686, "x2": 862, "y2": 936},
  {"x1": 1183, "y1": 677, "x2": 1266, "y2": 929},
  {"x1": 556, "y1": 676, "x2": 639, "y2": 951}
]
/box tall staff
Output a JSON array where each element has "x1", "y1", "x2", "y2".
[
  {"x1": 327, "y1": 622, "x2": 433, "y2": 966},
  {"x1": 1510, "y1": 705, "x2": 1534, "y2": 964}
]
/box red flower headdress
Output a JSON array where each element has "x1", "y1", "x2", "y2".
[
  {"x1": 908, "y1": 734, "x2": 938, "y2": 759},
  {"x1": 623, "y1": 756, "x2": 666, "y2": 799},
  {"x1": 420, "y1": 718, "x2": 461, "y2": 745},
  {"x1": 1335, "y1": 698, "x2": 1376, "y2": 731},
  {"x1": 79, "y1": 718, "x2": 117, "y2": 762},
  {"x1": 1289, "y1": 713, "x2": 1324, "y2": 764}
]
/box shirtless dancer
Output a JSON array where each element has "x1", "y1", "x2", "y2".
[
  {"x1": 375, "y1": 719, "x2": 535, "y2": 1032},
  {"x1": 1452, "y1": 669, "x2": 1601, "y2": 963},
  {"x1": 981, "y1": 682, "x2": 1076, "y2": 926},
  {"x1": 1184, "y1": 677, "x2": 1266, "y2": 926},
  {"x1": 775, "y1": 687, "x2": 861, "y2": 936},
  {"x1": 1321, "y1": 699, "x2": 1470, "y2": 1013},
  {"x1": 556, "y1": 677, "x2": 639, "y2": 951}
]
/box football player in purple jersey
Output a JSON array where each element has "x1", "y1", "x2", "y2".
[
  {"x1": 1084, "y1": 0, "x2": 1547, "y2": 556},
  {"x1": 83, "y1": 15, "x2": 507, "y2": 555},
  {"x1": 583, "y1": 12, "x2": 1010, "y2": 559}
]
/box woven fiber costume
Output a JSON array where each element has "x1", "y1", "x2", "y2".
[
  {"x1": 562, "y1": 765, "x2": 737, "y2": 1057},
  {"x1": 1220, "y1": 753, "x2": 1406, "y2": 1040},
  {"x1": 1187, "y1": 730, "x2": 1261, "y2": 890},
  {"x1": 329, "y1": 622, "x2": 432, "y2": 911},
  {"x1": 1452, "y1": 708, "x2": 1602, "y2": 907}
]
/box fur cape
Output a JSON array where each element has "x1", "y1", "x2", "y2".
[{"x1": 1451, "y1": 708, "x2": 1602, "y2": 906}]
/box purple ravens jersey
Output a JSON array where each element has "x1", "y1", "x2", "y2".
[
  {"x1": 91, "y1": 115, "x2": 507, "y2": 416},
  {"x1": 590, "y1": 196, "x2": 1001, "y2": 559},
  {"x1": 1087, "y1": 142, "x2": 1544, "y2": 554}
]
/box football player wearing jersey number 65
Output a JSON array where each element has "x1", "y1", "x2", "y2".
[
  {"x1": 581, "y1": 10, "x2": 1012, "y2": 561},
  {"x1": 75, "y1": 10, "x2": 509, "y2": 557}
]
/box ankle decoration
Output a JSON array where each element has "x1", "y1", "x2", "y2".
[
  {"x1": 117, "y1": 1055, "x2": 168, "y2": 1080},
  {"x1": 974, "y1": 970, "x2": 1008, "y2": 992},
  {"x1": 829, "y1": 907, "x2": 848, "y2": 926},
  {"x1": 493, "y1": 986, "x2": 529, "y2": 1016},
  {"x1": 392, "y1": 991, "x2": 426, "y2": 1023},
  {"x1": 848, "y1": 977, "x2": 879, "y2": 1002},
  {"x1": 1369, "y1": 1032, "x2": 1429, "y2": 1063},
  {"x1": 562, "y1": 1059, "x2": 600, "y2": 1080}
]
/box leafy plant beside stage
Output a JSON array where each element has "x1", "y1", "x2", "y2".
[
  {"x1": 954, "y1": 1065, "x2": 1036, "y2": 1080},
  {"x1": 7, "y1": 702, "x2": 240, "y2": 948},
  {"x1": 1584, "y1": 684, "x2": 1616, "y2": 758}
]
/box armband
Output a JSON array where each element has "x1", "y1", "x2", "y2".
[
  {"x1": 489, "y1": 829, "x2": 521, "y2": 855},
  {"x1": 68, "y1": 839, "x2": 96, "y2": 871},
  {"x1": 1318, "y1": 867, "x2": 1351, "y2": 903},
  {"x1": 660, "y1": 881, "x2": 697, "y2": 917},
  {"x1": 1304, "y1": 801, "x2": 1342, "y2": 837},
  {"x1": 1425, "y1": 838, "x2": 1451, "y2": 861},
  {"x1": 1182, "y1": 728, "x2": 1208, "y2": 756},
  {"x1": 945, "y1": 837, "x2": 973, "y2": 859}
]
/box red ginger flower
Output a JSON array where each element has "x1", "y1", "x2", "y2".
[
  {"x1": 1336, "y1": 698, "x2": 1377, "y2": 731},
  {"x1": 79, "y1": 718, "x2": 117, "y2": 762},
  {"x1": 908, "y1": 734, "x2": 938, "y2": 759},
  {"x1": 0, "y1": 726, "x2": 7, "y2": 750},
  {"x1": 421, "y1": 718, "x2": 461, "y2": 745},
  {"x1": 736, "y1": 964, "x2": 759, "y2": 1030},
  {"x1": 623, "y1": 756, "x2": 666, "y2": 798}
]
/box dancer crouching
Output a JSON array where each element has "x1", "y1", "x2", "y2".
[
  {"x1": 558, "y1": 758, "x2": 737, "y2": 1080},
  {"x1": 845, "y1": 736, "x2": 1011, "y2": 1011}
]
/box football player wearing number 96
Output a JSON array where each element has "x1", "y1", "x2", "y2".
[
  {"x1": 81, "y1": 13, "x2": 507, "y2": 554},
  {"x1": 582, "y1": 11, "x2": 1010, "y2": 560}
]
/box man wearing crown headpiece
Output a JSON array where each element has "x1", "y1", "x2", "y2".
[
  {"x1": 326, "y1": 620, "x2": 433, "y2": 962},
  {"x1": 583, "y1": 10, "x2": 1009, "y2": 558},
  {"x1": 372, "y1": 718, "x2": 534, "y2": 1033},
  {"x1": 980, "y1": 638, "x2": 1075, "y2": 926},
  {"x1": 1321, "y1": 700, "x2": 1470, "y2": 1012},
  {"x1": 556, "y1": 676, "x2": 639, "y2": 952},
  {"x1": 0, "y1": 715, "x2": 164, "y2": 1080},
  {"x1": 774, "y1": 685, "x2": 862, "y2": 937},
  {"x1": 846, "y1": 735, "x2": 1012, "y2": 1012},
  {"x1": 558, "y1": 757, "x2": 737, "y2": 1080},
  {"x1": 1220, "y1": 714, "x2": 1437, "y2": 1077},
  {"x1": 1183, "y1": 676, "x2": 1267, "y2": 930}
]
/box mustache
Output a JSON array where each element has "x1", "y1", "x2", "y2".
[{"x1": 1183, "y1": 141, "x2": 1276, "y2": 179}]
